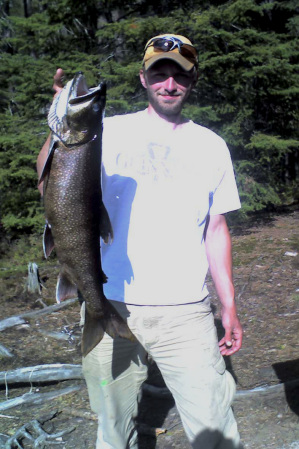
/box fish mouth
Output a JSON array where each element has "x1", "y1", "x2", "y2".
[{"x1": 68, "y1": 72, "x2": 106, "y2": 105}]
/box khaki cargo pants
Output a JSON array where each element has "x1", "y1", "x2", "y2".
[{"x1": 82, "y1": 298, "x2": 242, "y2": 449}]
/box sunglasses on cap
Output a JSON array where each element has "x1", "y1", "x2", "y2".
[{"x1": 144, "y1": 36, "x2": 198, "y2": 63}]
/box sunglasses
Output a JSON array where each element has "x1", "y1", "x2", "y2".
[{"x1": 145, "y1": 36, "x2": 198, "y2": 63}]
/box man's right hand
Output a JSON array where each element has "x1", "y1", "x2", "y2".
[{"x1": 53, "y1": 68, "x2": 65, "y2": 96}]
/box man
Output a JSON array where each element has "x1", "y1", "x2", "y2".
[{"x1": 37, "y1": 34, "x2": 243, "y2": 449}]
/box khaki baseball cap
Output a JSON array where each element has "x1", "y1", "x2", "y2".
[{"x1": 143, "y1": 34, "x2": 198, "y2": 71}]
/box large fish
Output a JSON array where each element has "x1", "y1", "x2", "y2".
[{"x1": 38, "y1": 72, "x2": 135, "y2": 356}]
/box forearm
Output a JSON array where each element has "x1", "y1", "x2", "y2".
[
  {"x1": 205, "y1": 215, "x2": 235, "y2": 309},
  {"x1": 37, "y1": 69, "x2": 65, "y2": 196},
  {"x1": 37, "y1": 133, "x2": 51, "y2": 195},
  {"x1": 205, "y1": 214, "x2": 242, "y2": 355}
]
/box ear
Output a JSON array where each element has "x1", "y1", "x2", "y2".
[{"x1": 139, "y1": 69, "x2": 147, "y2": 89}]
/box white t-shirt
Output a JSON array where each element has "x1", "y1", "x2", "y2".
[{"x1": 101, "y1": 109, "x2": 241, "y2": 305}]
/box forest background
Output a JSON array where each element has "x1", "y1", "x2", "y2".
[{"x1": 0, "y1": 0, "x2": 298, "y2": 239}]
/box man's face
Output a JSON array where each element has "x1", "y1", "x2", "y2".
[{"x1": 140, "y1": 60, "x2": 196, "y2": 119}]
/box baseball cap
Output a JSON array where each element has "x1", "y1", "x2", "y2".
[{"x1": 143, "y1": 34, "x2": 198, "y2": 71}]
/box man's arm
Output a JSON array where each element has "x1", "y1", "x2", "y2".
[
  {"x1": 36, "y1": 68, "x2": 65, "y2": 195},
  {"x1": 204, "y1": 213, "x2": 243, "y2": 356},
  {"x1": 37, "y1": 134, "x2": 51, "y2": 195}
]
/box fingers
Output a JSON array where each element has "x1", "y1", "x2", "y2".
[
  {"x1": 52, "y1": 68, "x2": 65, "y2": 95},
  {"x1": 219, "y1": 339, "x2": 238, "y2": 356},
  {"x1": 219, "y1": 310, "x2": 243, "y2": 356},
  {"x1": 218, "y1": 328, "x2": 243, "y2": 356}
]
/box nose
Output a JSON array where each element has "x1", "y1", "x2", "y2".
[{"x1": 164, "y1": 76, "x2": 177, "y2": 92}]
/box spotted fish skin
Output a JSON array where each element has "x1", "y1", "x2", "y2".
[{"x1": 39, "y1": 73, "x2": 135, "y2": 357}]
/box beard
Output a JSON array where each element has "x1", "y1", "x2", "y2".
[{"x1": 146, "y1": 88, "x2": 190, "y2": 118}]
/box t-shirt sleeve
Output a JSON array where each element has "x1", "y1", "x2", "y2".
[{"x1": 209, "y1": 143, "x2": 241, "y2": 215}]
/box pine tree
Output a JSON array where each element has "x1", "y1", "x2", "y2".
[{"x1": 0, "y1": 0, "x2": 298, "y2": 236}]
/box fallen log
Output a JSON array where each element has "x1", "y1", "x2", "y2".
[
  {"x1": 0, "y1": 364, "x2": 83, "y2": 386},
  {"x1": 234, "y1": 378, "x2": 299, "y2": 400},
  {"x1": 0, "y1": 298, "x2": 78, "y2": 332},
  {"x1": 143, "y1": 379, "x2": 299, "y2": 401},
  {"x1": 0, "y1": 316, "x2": 26, "y2": 332},
  {"x1": 0, "y1": 385, "x2": 82, "y2": 411},
  {"x1": 1, "y1": 363, "x2": 299, "y2": 402}
]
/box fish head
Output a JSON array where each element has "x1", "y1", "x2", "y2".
[
  {"x1": 48, "y1": 72, "x2": 106, "y2": 146},
  {"x1": 67, "y1": 73, "x2": 106, "y2": 135}
]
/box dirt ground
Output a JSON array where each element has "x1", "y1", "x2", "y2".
[{"x1": 0, "y1": 208, "x2": 299, "y2": 448}]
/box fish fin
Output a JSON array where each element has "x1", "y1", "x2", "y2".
[
  {"x1": 38, "y1": 138, "x2": 57, "y2": 185},
  {"x1": 81, "y1": 301, "x2": 136, "y2": 357},
  {"x1": 43, "y1": 222, "x2": 55, "y2": 258},
  {"x1": 103, "y1": 300, "x2": 136, "y2": 342},
  {"x1": 99, "y1": 202, "x2": 113, "y2": 244},
  {"x1": 81, "y1": 308, "x2": 105, "y2": 357},
  {"x1": 101, "y1": 270, "x2": 108, "y2": 284},
  {"x1": 56, "y1": 269, "x2": 78, "y2": 303}
]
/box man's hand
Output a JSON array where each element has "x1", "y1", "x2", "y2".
[
  {"x1": 53, "y1": 68, "x2": 65, "y2": 96},
  {"x1": 218, "y1": 307, "x2": 243, "y2": 356}
]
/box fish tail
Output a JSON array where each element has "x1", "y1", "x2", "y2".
[
  {"x1": 81, "y1": 301, "x2": 136, "y2": 357},
  {"x1": 81, "y1": 308, "x2": 105, "y2": 357}
]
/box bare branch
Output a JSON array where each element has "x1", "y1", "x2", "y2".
[
  {"x1": 0, "y1": 385, "x2": 82, "y2": 412},
  {"x1": 4, "y1": 410, "x2": 75, "y2": 448},
  {"x1": 0, "y1": 364, "x2": 83, "y2": 386},
  {"x1": 0, "y1": 298, "x2": 78, "y2": 332}
]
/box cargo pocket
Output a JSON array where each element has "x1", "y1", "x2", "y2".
[
  {"x1": 213, "y1": 354, "x2": 226, "y2": 375},
  {"x1": 213, "y1": 355, "x2": 236, "y2": 417}
]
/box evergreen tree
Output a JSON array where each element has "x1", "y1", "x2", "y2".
[{"x1": 0, "y1": 0, "x2": 298, "y2": 236}]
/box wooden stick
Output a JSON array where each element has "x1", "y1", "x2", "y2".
[
  {"x1": 0, "y1": 298, "x2": 78, "y2": 332},
  {"x1": 0, "y1": 385, "x2": 82, "y2": 411},
  {"x1": 0, "y1": 364, "x2": 83, "y2": 385}
]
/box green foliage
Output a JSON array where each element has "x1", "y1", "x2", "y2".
[
  {"x1": 0, "y1": 233, "x2": 47, "y2": 277},
  {"x1": 0, "y1": 0, "x2": 298, "y2": 237}
]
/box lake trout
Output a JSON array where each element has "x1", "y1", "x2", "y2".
[{"x1": 39, "y1": 72, "x2": 135, "y2": 357}]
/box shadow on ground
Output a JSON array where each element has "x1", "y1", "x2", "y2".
[{"x1": 273, "y1": 359, "x2": 299, "y2": 415}]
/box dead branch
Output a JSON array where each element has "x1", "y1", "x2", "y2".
[
  {"x1": 0, "y1": 364, "x2": 83, "y2": 386},
  {"x1": 234, "y1": 378, "x2": 299, "y2": 400},
  {"x1": 0, "y1": 298, "x2": 78, "y2": 332},
  {"x1": 37, "y1": 329, "x2": 74, "y2": 341},
  {"x1": 4, "y1": 410, "x2": 75, "y2": 448},
  {"x1": 0, "y1": 385, "x2": 83, "y2": 411},
  {"x1": 0, "y1": 344, "x2": 13, "y2": 358},
  {"x1": 143, "y1": 379, "x2": 299, "y2": 402},
  {"x1": 0, "y1": 317, "x2": 26, "y2": 332},
  {"x1": 61, "y1": 406, "x2": 97, "y2": 421}
]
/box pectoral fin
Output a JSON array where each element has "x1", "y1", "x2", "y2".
[
  {"x1": 43, "y1": 221, "x2": 55, "y2": 258},
  {"x1": 56, "y1": 268, "x2": 78, "y2": 303},
  {"x1": 99, "y1": 202, "x2": 113, "y2": 244}
]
